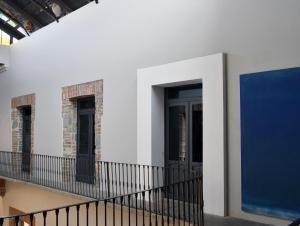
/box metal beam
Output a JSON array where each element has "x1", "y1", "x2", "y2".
[
  {"x1": 0, "y1": 8, "x2": 29, "y2": 36},
  {"x1": 0, "y1": 0, "x2": 42, "y2": 28},
  {"x1": 30, "y1": 0, "x2": 59, "y2": 22},
  {"x1": 0, "y1": 20, "x2": 25, "y2": 40}
]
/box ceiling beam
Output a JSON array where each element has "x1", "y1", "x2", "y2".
[
  {"x1": 0, "y1": 0, "x2": 42, "y2": 29},
  {"x1": 0, "y1": 20, "x2": 25, "y2": 40},
  {"x1": 30, "y1": 0, "x2": 59, "y2": 22},
  {"x1": 0, "y1": 8, "x2": 29, "y2": 36}
]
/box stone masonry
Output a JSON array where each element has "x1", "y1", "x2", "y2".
[
  {"x1": 62, "y1": 80, "x2": 103, "y2": 161},
  {"x1": 11, "y1": 94, "x2": 35, "y2": 153}
]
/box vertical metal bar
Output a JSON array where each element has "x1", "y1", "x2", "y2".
[
  {"x1": 167, "y1": 183, "x2": 170, "y2": 226},
  {"x1": 122, "y1": 163, "x2": 125, "y2": 195},
  {"x1": 172, "y1": 183, "x2": 175, "y2": 226},
  {"x1": 192, "y1": 179, "x2": 195, "y2": 225},
  {"x1": 188, "y1": 177, "x2": 191, "y2": 224},
  {"x1": 120, "y1": 196, "x2": 123, "y2": 226},
  {"x1": 66, "y1": 207, "x2": 70, "y2": 226},
  {"x1": 147, "y1": 166, "x2": 150, "y2": 190},
  {"x1": 113, "y1": 198, "x2": 116, "y2": 226},
  {"x1": 55, "y1": 209, "x2": 59, "y2": 226},
  {"x1": 43, "y1": 211, "x2": 47, "y2": 226},
  {"x1": 126, "y1": 164, "x2": 129, "y2": 194},
  {"x1": 97, "y1": 162, "x2": 101, "y2": 198},
  {"x1": 201, "y1": 177, "x2": 204, "y2": 226},
  {"x1": 142, "y1": 191, "x2": 145, "y2": 226},
  {"x1": 155, "y1": 189, "x2": 158, "y2": 226},
  {"x1": 161, "y1": 187, "x2": 164, "y2": 226},
  {"x1": 135, "y1": 193, "x2": 138, "y2": 226},
  {"x1": 86, "y1": 203, "x2": 89, "y2": 226},
  {"x1": 115, "y1": 163, "x2": 118, "y2": 196},
  {"x1": 104, "y1": 200, "x2": 107, "y2": 226},
  {"x1": 95, "y1": 201, "x2": 99, "y2": 226},
  {"x1": 178, "y1": 182, "x2": 181, "y2": 226},
  {"x1": 128, "y1": 195, "x2": 131, "y2": 226},
  {"x1": 106, "y1": 163, "x2": 110, "y2": 197},
  {"x1": 0, "y1": 217, "x2": 3, "y2": 226},
  {"x1": 30, "y1": 214, "x2": 34, "y2": 226},
  {"x1": 149, "y1": 190, "x2": 152, "y2": 226},
  {"x1": 76, "y1": 205, "x2": 80, "y2": 226},
  {"x1": 15, "y1": 216, "x2": 19, "y2": 226},
  {"x1": 183, "y1": 172, "x2": 186, "y2": 224},
  {"x1": 118, "y1": 163, "x2": 121, "y2": 196}
]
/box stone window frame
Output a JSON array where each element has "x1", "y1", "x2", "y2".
[
  {"x1": 11, "y1": 94, "x2": 35, "y2": 153},
  {"x1": 62, "y1": 80, "x2": 103, "y2": 161}
]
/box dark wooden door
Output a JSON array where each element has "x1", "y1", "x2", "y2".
[
  {"x1": 76, "y1": 98, "x2": 95, "y2": 184},
  {"x1": 22, "y1": 107, "x2": 31, "y2": 173}
]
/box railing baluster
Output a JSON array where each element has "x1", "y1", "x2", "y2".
[
  {"x1": 43, "y1": 211, "x2": 47, "y2": 226},
  {"x1": 128, "y1": 195, "x2": 131, "y2": 226},
  {"x1": 66, "y1": 207, "x2": 69, "y2": 226},
  {"x1": 113, "y1": 198, "x2": 116, "y2": 226},
  {"x1": 104, "y1": 200, "x2": 107, "y2": 226},
  {"x1": 86, "y1": 203, "x2": 89, "y2": 226},
  {"x1": 192, "y1": 178, "x2": 195, "y2": 225},
  {"x1": 135, "y1": 193, "x2": 138, "y2": 226},
  {"x1": 55, "y1": 209, "x2": 59, "y2": 226},
  {"x1": 142, "y1": 191, "x2": 145, "y2": 226},
  {"x1": 149, "y1": 190, "x2": 152, "y2": 226},
  {"x1": 95, "y1": 201, "x2": 99, "y2": 226},
  {"x1": 15, "y1": 216, "x2": 19, "y2": 226},
  {"x1": 178, "y1": 182, "x2": 180, "y2": 226},
  {"x1": 120, "y1": 196, "x2": 123, "y2": 226},
  {"x1": 167, "y1": 182, "x2": 170, "y2": 226},
  {"x1": 30, "y1": 214, "x2": 34, "y2": 226},
  {"x1": 155, "y1": 188, "x2": 158, "y2": 226},
  {"x1": 76, "y1": 205, "x2": 80, "y2": 226}
]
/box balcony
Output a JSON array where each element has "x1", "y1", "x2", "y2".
[{"x1": 0, "y1": 151, "x2": 203, "y2": 226}]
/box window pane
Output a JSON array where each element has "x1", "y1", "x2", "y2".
[{"x1": 169, "y1": 105, "x2": 187, "y2": 161}]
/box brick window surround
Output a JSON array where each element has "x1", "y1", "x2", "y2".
[
  {"x1": 11, "y1": 94, "x2": 35, "y2": 153},
  {"x1": 62, "y1": 80, "x2": 103, "y2": 161}
]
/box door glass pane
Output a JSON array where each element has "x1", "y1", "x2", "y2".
[
  {"x1": 169, "y1": 105, "x2": 187, "y2": 161},
  {"x1": 78, "y1": 97, "x2": 95, "y2": 110},
  {"x1": 79, "y1": 114, "x2": 89, "y2": 154},
  {"x1": 192, "y1": 104, "x2": 203, "y2": 162}
]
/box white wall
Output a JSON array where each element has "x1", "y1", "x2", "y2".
[
  {"x1": 0, "y1": 0, "x2": 299, "y2": 225},
  {"x1": 0, "y1": 45, "x2": 10, "y2": 67}
]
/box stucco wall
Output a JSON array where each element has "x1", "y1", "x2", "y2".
[
  {"x1": 0, "y1": 46, "x2": 10, "y2": 67},
  {"x1": 0, "y1": 0, "x2": 299, "y2": 225}
]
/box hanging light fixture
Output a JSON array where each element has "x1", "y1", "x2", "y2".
[{"x1": 51, "y1": 3, "x2": 62, "y2": 17}]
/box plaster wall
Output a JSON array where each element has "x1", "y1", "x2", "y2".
[{"x1": 0, "y1": 0, "x2": 299, "y2": 225}]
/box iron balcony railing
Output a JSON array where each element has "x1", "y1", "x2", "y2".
[
  {"x1": 0, "y1": 175, "x2": 203, "y2": 226},
  {"x1": 0, "y1": 151, "x2": 200, "y2": 200}
]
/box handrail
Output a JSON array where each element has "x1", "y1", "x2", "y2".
[
  {"x1": 0, "y1": 175, "x2": 204, "y2": 226},
  {"x1": 0, "y1": 150, "x2": 200, "y2": 200}
]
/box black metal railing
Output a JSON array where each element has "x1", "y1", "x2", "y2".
[
  {"x1": 0, "y1": 175, "x2": 203, "y2": 226},
  {"x1": 0, "y1": 151, "x2": 200, "y2": 200}
]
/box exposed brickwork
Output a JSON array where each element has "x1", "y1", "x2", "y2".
[
  {"x1": 11, "y1": 94, "x2": 35, "y2": 153},
  {"x1": 62, "y1": 80, "x2": 103, "y2": 160}
]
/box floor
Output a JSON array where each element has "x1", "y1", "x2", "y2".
[{"x1": 205, "y1": 215, "x2": 274, "y2": 226}]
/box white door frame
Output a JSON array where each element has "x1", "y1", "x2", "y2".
[{"x1": 137, "y1": 53, "x2": 227, "y2": 216}]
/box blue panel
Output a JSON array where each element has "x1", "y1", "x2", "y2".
[{"x1": 240, "y1": 67, "x2": 300, "y2": 220}]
